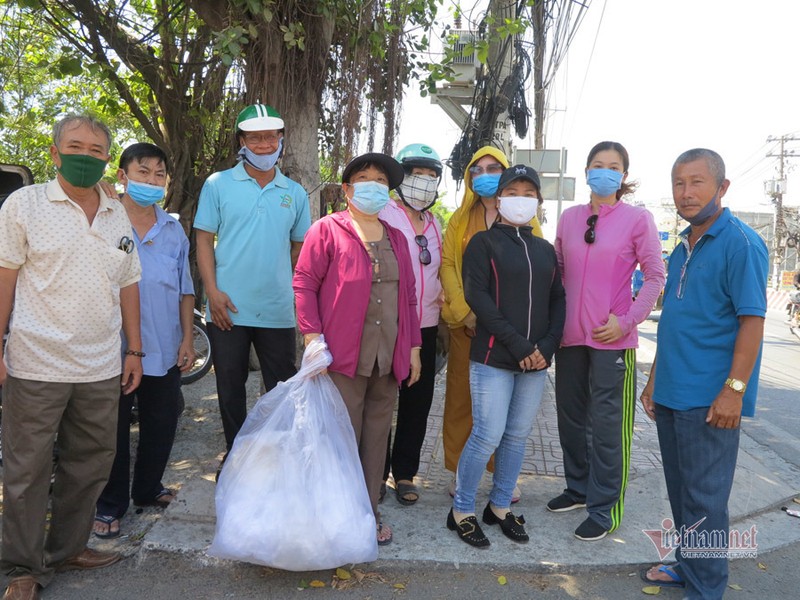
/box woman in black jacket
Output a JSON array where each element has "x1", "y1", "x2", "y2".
[{"x1": 446, "y1": 165, "x2": 566, "y2": 547}]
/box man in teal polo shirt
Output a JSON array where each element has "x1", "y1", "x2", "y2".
[
  {"x1": 194, "y1": 104, "x2": 311, "y2": 468},
  {"x1": 640, "y1": 149, "x2": 768, "y2": 599}
]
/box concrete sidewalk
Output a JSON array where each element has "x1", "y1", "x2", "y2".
[{"x1": 85, "y1": 324, "x2": 800, "y2": 573}]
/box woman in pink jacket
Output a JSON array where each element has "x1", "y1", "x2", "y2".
[
  {"x1": 293, "y1": 153, "x2": 422, "y2": 547},
  {"x1": 550, "y1": 141, "x2": 665, "y2": 541}
]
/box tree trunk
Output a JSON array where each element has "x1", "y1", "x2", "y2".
[{"x1": 241, "y1": 8, "x2": 336, "y2": 223}]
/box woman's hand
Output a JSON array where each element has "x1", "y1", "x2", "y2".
[
  {"x1": 303, "y1": 333, "x2": 321, "y2": 346},
  {"x1": 591, "y1": 313, "x2": 624, "y2": 344},
  {"x1": 519, "y1": 348, "x2": 547, "y2": 371},
  {"x1": 303, "y1": 333, "x2": 327, "y2": 375},
  {"x1": 462, "y1": 311, "x2": 477, "y2": 332},
  {"x1": 407, "y1": 347, "x2": 422, "y2": 386}
]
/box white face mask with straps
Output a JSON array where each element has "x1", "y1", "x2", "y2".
[
  {"x1": 498, "y1": 196, "x2": 538, "y2": 226},
  {"x1": 400, "y1": 174, "x2": 438, "y2": 211}
]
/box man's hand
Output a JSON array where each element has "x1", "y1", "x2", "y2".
[
  {"x1": 177, "y1": 338, "x2": 196, "y2": 373},
  {"x1": 407, "y1": 347, "x2": 422, "y2": 386},
  {"x1": 640, "y1": 378, "x2": 656, "y2": 420},
  {"x1": 706, "y1": 388, "x2": 742, "y2": 429},
  {"x1": 0, "y1": 359, "x2": 7, "y2": 387},
  {"x1": 207, "y1": 288, "x2": 237, "y2": 330},
  {"x1": 121, "y1": 355, "x2": 143, "y2": 394},
  {"x1": 99, "y1": 181, "x2": 119, "y2": 200},
  {"x1": 592, "y1": 313, "x2": 624, "y2": 344}
]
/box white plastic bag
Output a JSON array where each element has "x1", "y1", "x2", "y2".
[{"x1": 208, "y1": 337, "x2": 378, "y2": 570}]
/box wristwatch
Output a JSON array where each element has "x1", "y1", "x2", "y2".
[{"x1": 725, "y1": 378, "x2": 746, "y2": 393}]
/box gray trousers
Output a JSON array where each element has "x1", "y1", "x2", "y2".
[
  {"x1": 329, "y1": 367, "x2": 397, "y2": 523},
  {"x1": 554, "y1": 346, "x2": 636, "y2": 531},
  {"x1": 1, "y1": 375, "x2": 119, "y2": 586}
]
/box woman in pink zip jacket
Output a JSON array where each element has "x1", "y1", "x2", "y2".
[{"x1": 549, "y1": 141, "x2": 665, "y2": 541}]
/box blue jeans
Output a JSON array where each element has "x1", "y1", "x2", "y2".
[
  {"x1": 453, "y1": 362, "x2": 547, "y2": 513},
  {"x1": 655, "y1": 404, "x2": 740, "y2": 600}
]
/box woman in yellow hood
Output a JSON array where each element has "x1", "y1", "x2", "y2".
[{"x1": 439, "y1": 146, "x2": 543, "y2": 494}]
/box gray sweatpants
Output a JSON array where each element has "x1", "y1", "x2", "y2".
[{"x1": 554, "y1": 345, "x2": 636, "y2": 531}]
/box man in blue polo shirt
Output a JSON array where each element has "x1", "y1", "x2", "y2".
[
  {"x1": 194, "y1": 104, "x2": 311, "y2": 470},
  {"x1": 640, "y1": 149, "x2": 768, "y2": 599}
]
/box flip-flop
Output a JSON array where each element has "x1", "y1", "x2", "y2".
[
  {"x1": 395, "y1": 480, "x2": 419, "y2": 506},
  {"x1": 377, "y1": 522, "x2": 393, "y2": 546},
  {"x1": 93, "y1": 514, "x2": 121, "y2": 539},
  {"x1": 135, "y1": 487, "x2": 176, "y2": 509},
  {"x1": 639, "y1": 564, "x2": 685, "y2": 588}
]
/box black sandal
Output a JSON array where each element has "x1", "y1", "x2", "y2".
[
  {"x1": 93, "y1": 514, "x2": 121, "y2": 539},
  {"x1": 482, "y1": 503, "x2": 529, "y2": 543},
  {"x1": 447, "y1": 509, "x2": 490, "y2": 548},
  {"x1": 395, "y1": 480, "x2": 419, "y2": 506}
]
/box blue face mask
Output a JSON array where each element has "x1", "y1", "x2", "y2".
[
  {"x1": 348, "y1": 181, "x2": 390, "y2": 215},
  {"x1": 238, "y1": 138, "x2": 283, "y2": 172},
  {"x1": 587, "y1": 168, "x2": 624, "y2": 197},
  {"x1": 678, "y1": 192, "x2": 720, "y2": 226},
  {"x1": 472, "y1": 173, "x2": 501, "y2": 198},
  {"x1": 126, "y1": 177, "x2": 165, "y2": 207}
]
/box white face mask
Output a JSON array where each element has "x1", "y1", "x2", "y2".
[
  {"x1": 399, "y1": 174, "x2": 438, "y2": 211},
  {"x1": 498, "y1": 196, "x2": 538, "y2": 226}
]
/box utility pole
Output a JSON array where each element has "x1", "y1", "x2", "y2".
[
  {"x1": 486, "y1": 0, "x2": 517, "y2": 156},
  {"x1": 531, "y1": 0, "x2": 546, "y2": 150},
  {"x1": 766, "y1": 134, "x2": 799, "y2": 289}
]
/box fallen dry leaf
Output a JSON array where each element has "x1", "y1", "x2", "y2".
[
  {"x1": 309, "y1": 580, "x2": 325, "y2": 588},
  {"x1": 757, "y1": 563, "x2": 767, "y2": 571},
  {"x1": 393, "y1": 583, "x2": 406, "y2": 589},
  {"x1": 793, "y1": 497, "x2": 800, "y2": 505},
  {"x1": 336, "y1": 568, "x2": 351, "y2": 581},
  {"x1": 332, "y1": 569, "x2": 386, "y2": 591},
  {"x1": 642, "y1": 585, "x2": 661, "y2": 595},
  {"x1": 497, "y1": 575, "x2": 508, "y2": 585},
  {"x1": 728, "y1": 583, "x2": 743, "y2": 591}
]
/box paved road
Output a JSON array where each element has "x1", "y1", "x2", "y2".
[
  {"x1": 42, "y1": 541, "x2": 800, "y2": 599},
  {"x1": 6, "y1": 310, "x2": 800, "y2": 598}
]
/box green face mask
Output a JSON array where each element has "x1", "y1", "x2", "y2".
[{"x1": 57, "y1": 152, "x2": 107, "y2": 188}]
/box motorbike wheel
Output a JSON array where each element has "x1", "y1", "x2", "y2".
[{"x1": 181, "y1": 317, "x2": 213, "y2": 385}]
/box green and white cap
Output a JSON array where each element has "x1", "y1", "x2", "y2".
[{"x1": 236, "y1": 104, "x2": 284, "y2": 132}]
